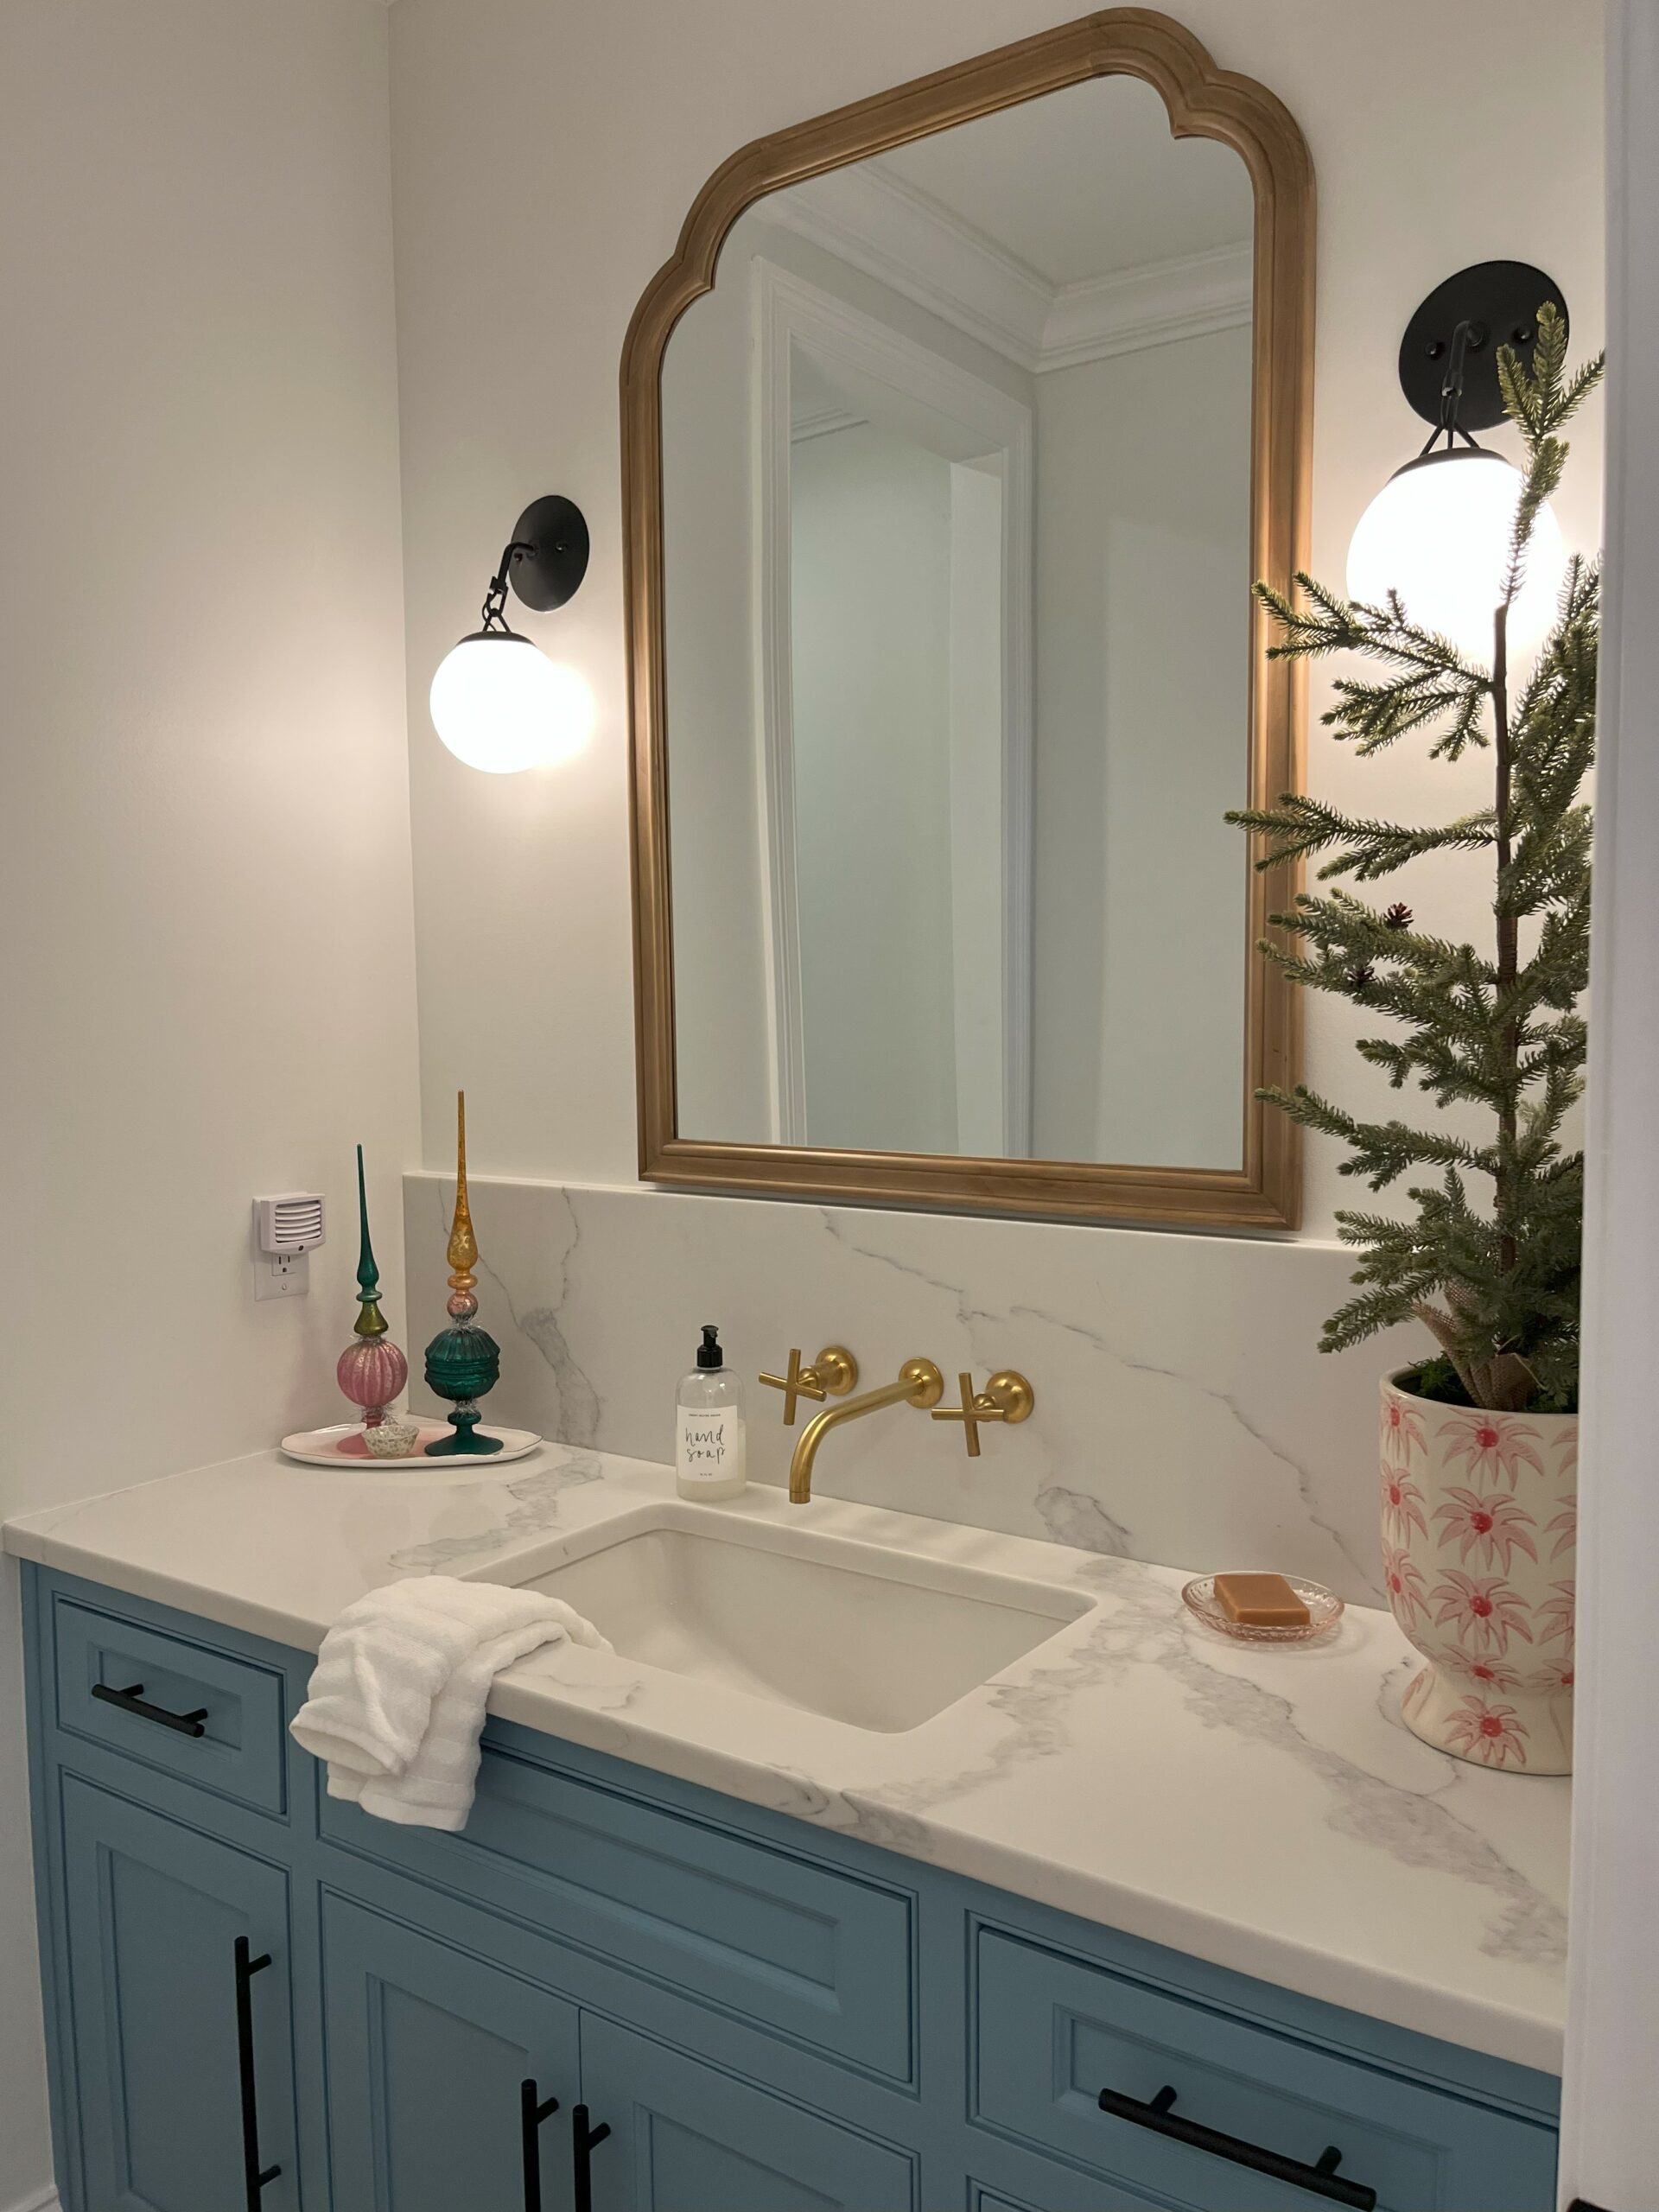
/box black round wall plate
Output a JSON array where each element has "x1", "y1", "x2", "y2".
[
  {"x1": 1398, "y1": 261, "x2": 1568, "y2": 431},
  {"x1": 507, "y1": 493, "x2": 591, "y2": 612}
]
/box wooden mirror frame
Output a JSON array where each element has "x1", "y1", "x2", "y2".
[{"x1": 622, "y1": 7, "x2": 1313, "y2": 1228}]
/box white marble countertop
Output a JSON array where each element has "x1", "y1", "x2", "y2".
[{"x1": 4, "y1": 1444, "x2": 1569, "y2": 2075}]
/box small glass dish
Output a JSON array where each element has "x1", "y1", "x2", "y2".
[{"x1": 1181, "y1": 1575, "x2": 1344, "y2": 1643}]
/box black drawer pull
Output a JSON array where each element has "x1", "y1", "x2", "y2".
[
  {"x1": 572, "y1": 2102, "x2": 611, "y2": 2212},
  {"x1": 233, "y1": 1937, "x2": 282, "y2": 2207},
  {"x1": 92, "y1": 1680, "x2": 208, "y2": 1738},
  {"x1": 1097, "y1": 2082, "x2": 1376, "y2": 2209},
  {"x1": 520, "y1": 2077, "x2": 560, "y2": 2212}
]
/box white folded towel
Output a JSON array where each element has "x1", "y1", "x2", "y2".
[{"x1": 289, "y1": 1576, "x2": 610, "y2": 1831}]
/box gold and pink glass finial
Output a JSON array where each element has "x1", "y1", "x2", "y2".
[
  {"x1": 335, "y1": 1145, "x2": 409, "y2": 1428},
  {"x1": 423, "y1": 1090, "x2": 503, "y2": 1455}
]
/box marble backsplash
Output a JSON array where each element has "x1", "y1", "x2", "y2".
[{"x1": 404, "y1": 1174, "x2": 1416, "y2": 1607}]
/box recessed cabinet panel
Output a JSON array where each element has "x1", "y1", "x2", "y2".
[
  {"x1": 974, "y1": 1929, "x2": 1556, "y2": 2211},
  {"x1": 321, "y1": 1890, "x2": 581, "y2": 2212},
  {"x1": 59, "y1": 1775, "x2": 299, "y2": 2212},
  {"x1": 579, "y1": 2015, "x2": 916, "y2": 2212}
]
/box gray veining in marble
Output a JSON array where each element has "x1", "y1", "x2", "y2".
[
  {"x1": 809, "y1": 1548, "x2": 1563, "y2": 1974},
  {"x1": 386, "y1": 1445, "x2": 604, "y2": 1571}
]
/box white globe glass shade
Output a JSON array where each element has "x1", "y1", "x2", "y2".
[
  {"x1": 429, "y1": 634, "x2": 595, "y2": 774},
  {"x1": 1346, "y1": 448, "x2": 1568, "y2": 661}
]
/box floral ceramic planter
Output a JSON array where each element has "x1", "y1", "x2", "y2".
[{"x1": 1379, "y1": 1370, "x2": 1576, "y2": 1774}]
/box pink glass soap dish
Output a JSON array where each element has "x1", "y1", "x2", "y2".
[{"x1": 1181, "y1": 1575, "x2": 1344, "y2": 1643}]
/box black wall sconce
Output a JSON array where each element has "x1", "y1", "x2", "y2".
[
  {"x1": 430, "y1": 495, "x2": 593, "y2": 773},
  {"x1": 1347, "y1": 261, "x2": 1571, "y2": 657}
]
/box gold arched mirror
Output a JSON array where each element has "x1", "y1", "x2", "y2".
[{"x1": 623, "y1": 10, "x2": 1313, "y2": 1226}]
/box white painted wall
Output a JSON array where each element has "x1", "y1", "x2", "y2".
[
  {"x1": 0, "y1": 4, "x2": 417, "y2": 2202},
  {"x1": 1031, "y1": 323, "x2": 1253, "y2": 1169},
  {"x1": 1558, "y1": 3, "x2": 1659, "y2": 2199},
  {"x1": 389, "y1": 0, "x2": 1603, "y2": 1233}
]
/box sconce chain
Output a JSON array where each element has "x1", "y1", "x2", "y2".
[{"x1": 480, "y1": 539, "x2": 536, "y2": 632}]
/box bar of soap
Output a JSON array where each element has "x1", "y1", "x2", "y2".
[{"x1": 1213, "y1": 1572, "x2": 1310, "y2": 1628}]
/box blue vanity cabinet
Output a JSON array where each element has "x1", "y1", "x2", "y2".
[
  {"x1": 55, "y1": 1773, "x2": 302, "y2": 2212},
  {"x1": 577, "y1": 2016, "x2": 918, "y2": 2212},
  {"x1": 320, "y1": 1889, "x2": 581, "y2": 2212},
  {"x1": 22, "y1": 1567, "x2": 1563, "y2": 2212}
]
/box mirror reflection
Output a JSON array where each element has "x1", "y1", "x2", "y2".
[{"x1": 662, "y1": 75, "x2": 1255, "y2": 1167}]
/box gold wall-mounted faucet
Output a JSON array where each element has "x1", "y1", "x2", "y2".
[
  {"x1": 931, "y1": 1370, "x2": 1036, "y2": 1457},
  {"x1": 788, "y1": 1358, "x2": 944, "y2": 1503}
]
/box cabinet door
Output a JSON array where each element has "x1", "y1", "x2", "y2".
[
  {"x1": 60, "y1": 1774, "x2": 300, "y2": 2212},
  {"x1": 321, "y1": 1890, "x2": 581, "y2": 2212},
  {"x1": 578, "y1": 2016, "x2": 915, "y2": 2212}
]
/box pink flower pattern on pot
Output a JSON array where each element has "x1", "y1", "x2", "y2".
[
  {"x1": 1439, "y1": 1694, "x2": 1532, "y2": 1770},
  {"x1": 1381, "y1": 1468, "x2": 1428, "y2": 1542},
  {"x1": 1380, "y1": 1371, "x2": 1576, "y2": 1774},
  {"x1": 1432, "y1": 1487, "x2": 1538, "y2": 1570}
]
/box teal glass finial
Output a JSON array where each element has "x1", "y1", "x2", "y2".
[{"x1": 352, "y1": 1143, "x2": 389, "y2": 1340}]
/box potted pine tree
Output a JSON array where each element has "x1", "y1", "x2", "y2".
[{"x1": 1231, "y1": 308, "x2": 1601, "y2": 1773}]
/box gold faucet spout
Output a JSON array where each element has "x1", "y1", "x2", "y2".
[{"x1": 788, "y1": 1359, "x2": 944, "y2": 1503}]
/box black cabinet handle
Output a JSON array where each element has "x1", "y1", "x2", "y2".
[
  {"x1": 233, "y1": 1936, "x2": 282, "y2": 2208},
  {"x1": 1097, "y1": 2082, "x2": 1376, "y2": 2209},
  {"x1": 92, "y1": 1680, "x2": 209, "y2": 1737},
  {"x1": 572, "y1": 2102, "x2": 611, "y2": 2212},
  {"x1": 520, "y1": 2077, "x2": 560, "y2": 2212}
]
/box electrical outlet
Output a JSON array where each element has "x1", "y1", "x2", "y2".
[{"x1": 254, "y1": 1251, "x2": 310, "y2": 1301}]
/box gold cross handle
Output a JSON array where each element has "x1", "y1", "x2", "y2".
[
  {"x1": 760, "y1": 1344, "x2": 859, "y2": 1425},
  {"x1": 931, "y1": 1370, "x2": 1036, "y2": 1458}
]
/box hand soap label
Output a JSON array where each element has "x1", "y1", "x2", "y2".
[{"x1": 677, "y1": 1405, "x2": 745, "y2": 1488}]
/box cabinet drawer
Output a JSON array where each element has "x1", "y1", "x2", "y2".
[
  {"x1": 974, "y1": 1930, "x2": 1556, "y2": 2212},
  {"x1": 51, "y1": 1593, "x2": 289, "y2": 1816},
  {"x1": 318, "y1": 1738, "x2": 915, "y2": 2082}
]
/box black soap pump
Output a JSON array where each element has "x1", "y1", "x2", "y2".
[{"x1": 675, "y1": 1324, "x2": 747, "y2": 1500}]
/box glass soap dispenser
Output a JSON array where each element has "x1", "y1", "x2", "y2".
[{"x1": 676, "y1": 1324, "x2": 747, "y2": 1500}]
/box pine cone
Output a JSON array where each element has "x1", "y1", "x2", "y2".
[
  {"x1": 1345, "y1": 963, "x2": 1376, "y2": 994},
  {"x1": 1383, "y1": 902, "x2": 1413, "y2": 931}
]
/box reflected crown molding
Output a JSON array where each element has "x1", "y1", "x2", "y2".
[
  {"x1": 790, "y1": 399, "x2": 868, "y2": 442},
  {"x1": 766, "y1": 160, "x2": 1252, "y2": 372}
]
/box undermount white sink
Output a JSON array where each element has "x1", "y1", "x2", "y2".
[{"x1": 494, "y1": 1504, "x2": 1091, "y2": 1732}]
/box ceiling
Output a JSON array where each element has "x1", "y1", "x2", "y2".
[{"x1": 869, "y1": 73, "x2": 1253, "y2": 284}]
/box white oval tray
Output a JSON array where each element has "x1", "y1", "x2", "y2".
[{"x1": 279, "y1": 1421, "x2": 542, "y2": 1470}]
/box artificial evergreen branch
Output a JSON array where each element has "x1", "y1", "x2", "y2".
[{"x1": 1228, "y1": 303, "x2": 1601, "y2": 1412}]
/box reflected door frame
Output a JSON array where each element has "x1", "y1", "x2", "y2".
[{"x1": 750, "y1": 257, "x2": 1035, "y2": 1153}]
